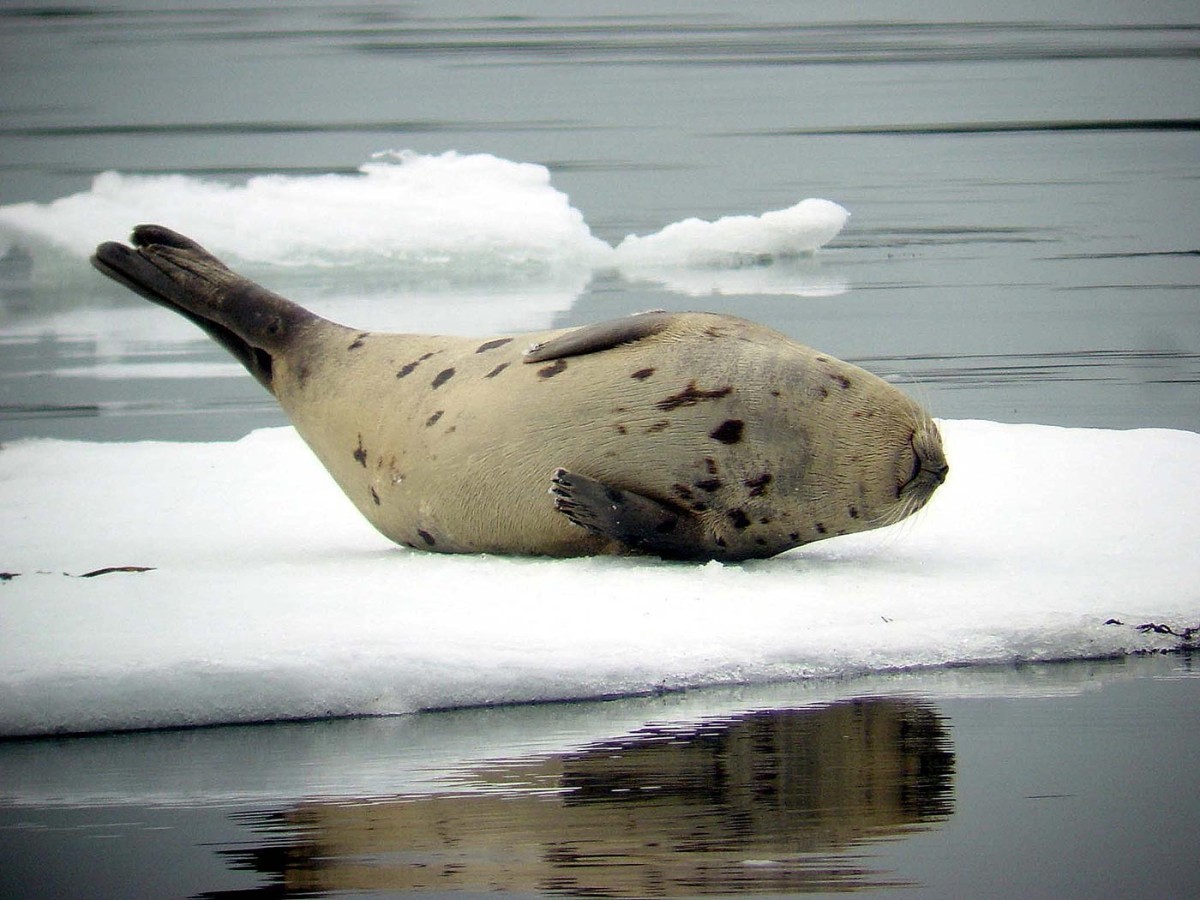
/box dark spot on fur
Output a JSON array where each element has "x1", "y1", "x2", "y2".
[
  {"x1": 789, "y1": 532, "x2": 800, "y2": 541},
  {"x1": 704, "y1": 458, "x2": 718, "y2": 475},
  {"x1": 745, "y1": 473, "x2": 773, "y2": 497},
  {"x1": 830, "y1": 373, "x2": 852, "y2": 390},
  {"x1": 695, "y1": 478, "x2": 722, "y2": 492},
  {"x1": 539, "y1": 358, "x2": 568, "y2": 378},
  {"x1": 673, "y1": 483, "x2": 695, "y2": 501},
  {"x1": 849, "y1": 506, "x2": 860, "y2": 519},
  {"x1": 716, "y1": 536, "x2": 727, "y2": 548},
  {"x1": 475, "y1": 338, "x2": 513, "y2": 353},
  {"x1": 704, "y1": 326, "x2": 723, "y2": 339},
  {"x1": 655, "y1": 517, "x2": 678, "y2": 534},
  {"x1": 728, "y1": 508, "x2": 751, "y2": 530},
  {"x1": 370, "y1": 487, "x2": 380, "y2": 506},
  {"x1": 426, "y1": 410, "x2": 444, "y2": 427},
  {"x1": 353, "y1": 435, "x2": 367, "y2": 467},
  {"x1": 770, "y1": 389, "x2": 781, "y2": 397},
  {"x1": 755, "y1": 538, "x2": 767, "y2": 546},
  {"x1": 615, "y1": 424, "x2": 628, "y2": 435},
  {"x1": 656, "y1": 381, "x2": 733, "y2": 411},
  {"x1": 631, "y1": 367, "x2": 656, "y2": 380},
  {"x1": 710, "y1": 419, "x2": 744, "y2": 444},
  {"x1": 816, "y1": 386, "x2": 830, "y2": 400},
  {"x1": 815, "y1": 523, "x2": 827, "y2": 534},
  {"x1": 397, "y1": 353, "x2": 434, "y2": 379},
  {"x1": 418, "y1": 529, "x2": 436, "y2": 547},
  {"x1": 816, "y1": 356, "x2": 829, "y2": 363},
  {"x1": 760, "y1": 517, "x2": 771, "y2": 525},
  {"x1": 348, "y1": 332, "x2": 369, "y2": 350},
  {"x1": 691, "y1": 502, "x2": 709, "y2": 512},
  {"x1": 432, "y1": 367, "x2": 456, "y2": 389},
  {"x1": 604, "y1": 486, "x2": 624, "y2": 504},
  {"x1": 485, "y1": 362, "x2": 509, "y2": 379},
  {"x1": 646, "y1": 420, "x2": 670, "y2": 433}
]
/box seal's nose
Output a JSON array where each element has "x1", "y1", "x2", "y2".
[
  {"x1": 925, "y1": 458, "x2": 949, "y2": 485},
  {"x1": 900, "y1": 441, "x2": 949, "y2": 495}
]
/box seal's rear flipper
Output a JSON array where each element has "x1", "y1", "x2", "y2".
[
  {"x1": 523, "y1": 311, "x2": 675, "y2": 363},
  {"x1": 91, "y1": 225, "x2": 322, "y2": 392},
  {"x1": 550, "y1": 468, "x2": 709, "y2": 560}
]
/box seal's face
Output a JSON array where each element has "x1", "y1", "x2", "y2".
[
  {"x1": 783, "y1": 380, "x2": 947, "y2": 543},
  {"x1": 892, "y1": 414, "x2": 948, "y2": 523}
]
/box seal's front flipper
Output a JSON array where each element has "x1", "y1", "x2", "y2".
[
  {"x1": 550, "y1": 468, "x2": 709, "y2": 560},
  {"x1": 524, "y1": 311, "x2": 675, "y2": 363}
]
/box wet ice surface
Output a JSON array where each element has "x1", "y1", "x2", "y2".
[{"x1": 2, "y1": 418, "x2": 1196, "y2": 737}]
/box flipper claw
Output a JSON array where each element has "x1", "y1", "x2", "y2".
[{"x1": 550, "y1": 468, "x2": 709, "y2": 560}]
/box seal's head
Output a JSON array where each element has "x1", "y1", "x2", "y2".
[
  {"x1": 891, "y1": 412, "x2": 948, "y2": 523},
  {"x1": 854, "y1": 399, "x2": 947, "y2": 531},
  {"x1": 781, "y1": 364, "x2": 948, "y2": 543}
]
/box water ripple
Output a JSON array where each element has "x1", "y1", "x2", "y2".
[
  {"x1": 3, "y1": 9, "x2": 1196, "y2": 66},
  {"x1": 864, "y1": 350, "x2": 1200, "y2": 387}
]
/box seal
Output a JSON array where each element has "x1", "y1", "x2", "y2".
[{"x1": 91, "y1": 225, "x2": 947, "y2": 561}]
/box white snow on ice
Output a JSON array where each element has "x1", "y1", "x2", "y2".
[{"x1": 1, "y1": 420, "x2": 1197, "y2": 738}]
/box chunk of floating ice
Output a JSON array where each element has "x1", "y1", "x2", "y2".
[
  {"x1": 612, "y1": 198, "x2": 850, "y2": 269},
  {"x1": 0, "y1": 150, "x2": 613, "y2": 275},
  {"x1": 0, "y1": 419, "x2": 1196, "y2": 737},
  {"x1": 0, "y1": 152, "x2": 847, "y2": 294}
]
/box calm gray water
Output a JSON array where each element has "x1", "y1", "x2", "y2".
[{"x1": 1, "y1": 2, "x2": 1198, "y2": 897}]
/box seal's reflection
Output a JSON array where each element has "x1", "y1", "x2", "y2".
[{"x1": 220, "y1": 698, "x2": 954, "y2": 896}]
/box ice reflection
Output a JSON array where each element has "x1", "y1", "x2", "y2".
[{"x1": 211, "y1": 698, "x2": 953, "y2": 897}]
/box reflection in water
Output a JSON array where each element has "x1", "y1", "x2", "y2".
[
  {"x1": 0, "y1": 244, "x2": 33, "y2": 311},
  {"x1": 209, "y1": 698, "x2": 953, "y2": 897}
]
